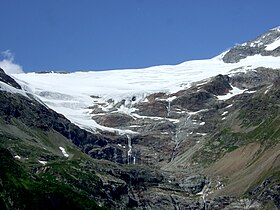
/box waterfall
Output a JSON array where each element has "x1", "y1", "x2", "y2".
[
  {"x1": 127, "y1": 135, "x2": 132, "y2": 164},
  {"x1": 167, "y1": 100, "x2": 171, "y2": 117},
  {"x1": 126, "y1": 135, "x2": 136, "y2": 164}
]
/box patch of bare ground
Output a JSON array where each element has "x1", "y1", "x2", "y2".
[
  {"x1": 161, "y1": 137, "x2": 207, "y2": 173},
  {"x1": 207, "y1": 143, "x2": 280, "y2": 197}
]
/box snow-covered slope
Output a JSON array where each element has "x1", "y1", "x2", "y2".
[{"x1": 12, "y1": 53, "x2": 280, "y2": 134}]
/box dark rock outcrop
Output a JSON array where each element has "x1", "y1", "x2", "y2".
[
  {"x1": 135, "y1": 100, "x2": 168, "y2": 117},
  {"x1": 92, "y1": 113, "x2": 134, "y2": 127},
  {"x1": 230, "y1": 67, "x2": 280, "y2": 89},
  {"x1": 179, "y1": 175, "x2": 209, "y2": 194},
  {"x1": 172, "y1": 90, "x2": 215, "y2": 111},
  {"x1": 0, "y1": 68, "x2": 22, "y2": 89},
  {"x1": 203, "y1": 74, "x2": 232, "y2": 95},
  {"x1": 249, "y1": 175, "x2": 280, "y2": 209}
]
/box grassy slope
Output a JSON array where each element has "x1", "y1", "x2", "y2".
[
  {"x1": 0, "y1": 147, "x2": 105, "y2": 210},
  {"x1": 0, "y1": 118, "x2": 108, "y2": 210},
  {"x1": 190, "y1": 82, "x2": 280, "y2": 207}
]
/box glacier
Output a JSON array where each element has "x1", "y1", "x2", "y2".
[{"x1": 12, "y1": 54, "x2": 280, "y2": 134}]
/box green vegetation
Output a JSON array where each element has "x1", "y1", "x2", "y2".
[
  {"x1": 193, "y1": 106, "x2": 280, "y2": 165},
  {"x1": 0, "y1": 116, "x2": 109, "y2": 210},
  {"x1": 0, "y1": 147, "x2": 106, "y2": 210}
]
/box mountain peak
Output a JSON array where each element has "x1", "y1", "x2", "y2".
[
  {"x1": 271, "y1": 25, "x2": 280, "y2": 31},
  {"x1": 222, "y1": 27, "x2": 280, "y2": 63}
]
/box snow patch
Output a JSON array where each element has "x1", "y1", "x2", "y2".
[
  {"x1": 132, "y1": 113, "x2": 180, "y2": 123},
  {"x1": 265, "y1": 38, "x2": 280, "y2": 51},
  {"x1": 116, "y1": 105, "x2": 137, "y2": 117},
  {"x1": 38, "y1": 160, "x2": 47, "y2": 165},
  {"x1": 188, "y1": 109, "x2": 209, "y2": 116},
  {"x1": 245, "y1": 90, "x2": 256, "y2": 94},
  {"x1": 217, "y1": 86, "x2": 245, "y2": 100},
  {"x1": 129, "y1": 125, "x2": 141, "y2": 128},
  {"x1": 264, "y1": 84, "x2": 273, "y2": 94},
  {"x1": 226, "y1": 104, "x2": 233, "y2": 108},
  {"x1": 166, "y1": 96, "x2": 177, "y2": 102},
  {"x1": 161, "y1": 132, "x2": 169, "y2": 135},
  {"x1": 59, "y1": 147, "x2": 69, "y2": 157},
  {"x1": 196, "y1": 133, "x2": 207, "y2": 136},
  {"x1": 14, "y1": 155, "x2": 21, "y2": 159},
  {"x1": 221, "y1": 111, "x2": 228, "y2": 116}
]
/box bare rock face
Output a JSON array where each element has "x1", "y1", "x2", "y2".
[
  {"x1": 92, "y1": 113, "x2": 135, "y2": 127},
  {"x1": 135, "y1": 100, "x2": 168, "y2": 117},
  {"x1": 179, "y1": 175, "x2": 209, "y2": 194},
  {"x1": 248, "y1": 175, "x2": 280, "y2": 209},
  {"x1": 230, "y1": 67, "x2": 280, "y2": 89},
  {"x1": 203, "y1": 74, "x2": 232, "y2": 95},
  {"x1": 172, "y1": 90, "x2": 215, "y2": 111}
]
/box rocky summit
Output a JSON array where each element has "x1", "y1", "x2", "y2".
[{"x1": 1, "y1": 27, "x2": 280, "y2": 209}]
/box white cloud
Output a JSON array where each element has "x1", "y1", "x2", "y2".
[
  {"x1": 0, "y1": 50, "x2": 24, "y2": 74},
  {"x1": 2, "y1": 50, "x2": 14, "y2": 61}
]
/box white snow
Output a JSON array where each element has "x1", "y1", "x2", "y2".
[
  {"x1": 245, "y1": 90, "x2": 256, "y2": 94},
  {"x1": 116, "y1": 105, "x2": 137, "y2": 116},
  {"x1": 196, "y1": 133, "x2": 207, "y2": 136},
  {"x1": 129, "y1": 125, "x2": 141, "y2": 128},
  {"x1": 0, "y1": 81, "x2": 28, "y2": 97},
  {"x1": 132, "y1": 113, "x2": 180, "y2": 123},
  {"x1": 12, "y1": 54, "x2": 280, "y2": 133},
  {"x1": 59, "y1": 147, "x2": 69, "y2": 157},
  {"x1": 161, "y1": 132, "x2": 169, "y2": 135},
  {"x1": 218, "y1": 87, "x2": 256, "y2": 101},
  {"x1": 271, "y1": 26, "x2": 280, "y2": 31},
  {"x1": 195, "y1": 80, "x2": 209, "y2": 87},
  {"x1": 264, "y1": 84, "x2": 273, "y2": 94},
  {"x1": 264, "y1": 89, "x2": 269, "y2": 94},
  {"x1": 187, "y1": 109, "x2": 209, "y2": 116},
  {"x1": 176, "y1": 110, "x2": 186, "y2": 114},
  {"x1": 14, "y1": 155, "x2": 21, "y2": 159},
  {"x1": 217, "y1": 86, "x2": 245, "y2": 100},
  {"x1": 166, "y1": 96, "x2": 177, "y2": 102},
  {"x1": 38, "y1": 160, "x2": 47, "y2": 165},
  {"x1": 226, "y1": 104, "x2": 233, "y2": 108},
  {"x1": 265, "y1": 38, "x2": 280, "y2": 51},
  {"x1": 221, "y1": 111, "x2": 228, "y2": 116}
]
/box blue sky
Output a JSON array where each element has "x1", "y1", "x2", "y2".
[{"x1": 0, "y1": 0, "x2": 280, "y2": 72}]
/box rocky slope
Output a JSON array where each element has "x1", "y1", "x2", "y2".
[
  {"x1": 1, "y1": 27, "x2": 280, "y2": 209},
  {"x1": 223, "y1": 26, "x2": 280, "y2": 63}
]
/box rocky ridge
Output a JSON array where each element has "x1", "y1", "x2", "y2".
[{"x1": 223, "y1": 26, "x2": 280, "y2": 63}]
